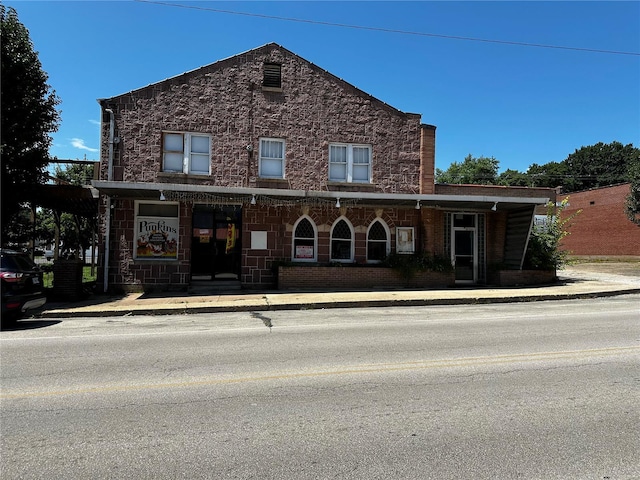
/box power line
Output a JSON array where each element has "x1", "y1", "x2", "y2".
[{"x1": 135, "y1": 0, "x2": 640, "y2": 57}]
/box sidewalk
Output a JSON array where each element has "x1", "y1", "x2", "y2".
[{"x1": 38, "y1": 264, "x2": 640, "y2": 318}]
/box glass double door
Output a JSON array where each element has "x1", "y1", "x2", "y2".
[{"x1": 191, "y1": 205, "x2": 241, "y2": 280}]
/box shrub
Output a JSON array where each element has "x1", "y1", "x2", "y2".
[
  {"x1": 383, "y1": 252, "x2": 453, "y2": 279},
  {"x1": 524, "y1": 198, "x2": 580, "y2": 270}
]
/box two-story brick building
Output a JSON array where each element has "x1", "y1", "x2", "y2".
[{"x1": 93, "y1": 43, "x2": 555, "y2": 293}]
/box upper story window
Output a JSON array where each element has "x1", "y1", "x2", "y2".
[
  {"x1": 292, "y1": 215, "x2": 317, "y2": 262},
  {"x1": 367, "y1": 219, "x2": 390, "y2": 263},
  {"x1": 259, "y1": 138, "x2": 285, "y2": 179},
  {"x1": 163, "y1": 132, "x2": 210, "y2": 175},
  {"x1": 329, "y1": 143, "x2": 371, "y2": 183},
  {"x1": 263, "y1": 63, "x2": 282, "y2": 90},
  {"x1": 330, "y1": 217, "x2": 354, "y2": 262}
]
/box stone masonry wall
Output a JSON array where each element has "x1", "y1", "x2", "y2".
[
  {"x1": 105, "y1": 199, "x2": 192, "y2": 292},
  {"x1": 100, "y1": 44, "x2": 423, "y2": 194}
]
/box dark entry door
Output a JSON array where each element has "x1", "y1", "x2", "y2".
[
  {"x1": 451, "y1": 213, "x2": 477, "y2": 284},
  {"x1": 454, "y1": 230, "x2": 475, "y2": 282},
  {"x1": 191, "y1": 205, "x2": 241, "y2": 280}
]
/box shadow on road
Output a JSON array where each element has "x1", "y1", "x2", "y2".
[{"x1": 1, "y1": 319, "x2": 62, "y2": 331}]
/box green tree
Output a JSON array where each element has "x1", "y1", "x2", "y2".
[
  {"x1": 496, "y1": 169, "x2": 530, "y2": 187},
  {"x1": 436, "y1": 154, "x2": 499, "y2": 185},
  {"x1": 625, "y1": 154, "x2": 640, "y2": 225},
  {"x1": 526, "y1": 161, "x2": 567, "y2": 189},
  {"x1": 1, "y1": 5, "x2": 60, "y2": 237},
  {"x1": 42, "y1": 163, "x2": 97, "y2": 260},
  {"x1": 524, "y1": 198, "x2": 580, "y2": 270},
  {"x1": 54, "y1": 163, "x2": 93, "y2": 186},
  {"x1": 561, "y1": 141, "x2": 637, "y2": 192}
]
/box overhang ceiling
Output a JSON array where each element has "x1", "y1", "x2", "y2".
[{"x1": 93, "y1": 181, "x2": 550, "y2": 213}]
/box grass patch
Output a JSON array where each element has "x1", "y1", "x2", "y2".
[{"x1": 42, "y1": 266, "x2": 97, "y2": 289}]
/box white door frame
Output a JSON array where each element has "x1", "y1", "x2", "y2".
[{"x1": 451, "y1": 213, "x2": 478, "y2": 284}]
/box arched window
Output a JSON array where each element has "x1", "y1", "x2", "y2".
[
  {"x1": 367, "y1": 219, "x2": 390, "y2": 262},
  {"x1": 330, "y1": 217, "x2": 354, "y2": 262},
  {"x1": 292, "y1": 216, "x2": 317, "y2": 261}
]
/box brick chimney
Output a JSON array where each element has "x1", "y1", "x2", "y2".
[{"x1": 419, "y1": 124, "x2": 436, "y2": 194}]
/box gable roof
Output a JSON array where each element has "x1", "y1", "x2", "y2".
[{"x1": 98, "y1": 43, "x2": 420, "y2": 119}]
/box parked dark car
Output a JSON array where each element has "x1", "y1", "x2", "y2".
[{"x1": 1, "y1": 249, "x2": 47, "y2": 322}]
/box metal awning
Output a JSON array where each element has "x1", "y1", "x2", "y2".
[
  {"x1": 92, "y1": 181, "x2": 550, "y2": 212},
  {"x1": 27, "y1": 184, "x2": 100, "y2": 217}
]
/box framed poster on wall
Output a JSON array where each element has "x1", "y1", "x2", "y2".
[
  {"x1": 396, "y1": 227, "x2": 415, "y2": 254},
  {"x1": 135, "y1": 202, "x2": 179, "y2": 259}
]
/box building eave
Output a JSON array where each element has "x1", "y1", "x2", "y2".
[{"x1": 92, "y1": 181, "x2": 549, "y2": 212}]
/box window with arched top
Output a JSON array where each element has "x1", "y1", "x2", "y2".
[
  {"x1": 330, "y1": 217, "x2": 354, "y2": 262},
  {"x1": 292, "y1": 216, "x2": 317, "y2": 261},
  {"x1": 367, "y1": 219, "x2": 390, "y2": 262}
]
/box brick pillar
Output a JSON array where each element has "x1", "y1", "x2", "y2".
[
  {"x1": 419, "y1": 124, "x2": 436, "y2": 194},
  {"x1": 421, "y1": 208, "x2": 436, "y2": 254},
  {"x1": 53, "y1": 259, "x2": 84, "y2": 300}
]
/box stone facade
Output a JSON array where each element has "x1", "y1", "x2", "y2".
[
  {"x1": 100, "y1": 44, "x2": 424, "y2": 195},
  {"x1": 95, "y1": 43, "x2": 556, "y2": 292}
]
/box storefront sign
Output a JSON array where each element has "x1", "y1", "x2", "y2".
[
  {"x1": 295, "y1": 245, "x2": 314, "y2": 259},
  {"x1": 136, "y1": 217, "x2": 179, "y2": 259}
]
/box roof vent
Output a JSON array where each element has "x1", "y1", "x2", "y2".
[{"x1": 263, "y1": 63, "x2": 282, "y2": 90}]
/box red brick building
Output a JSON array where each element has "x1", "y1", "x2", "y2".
[
  {"x1": 561, "y1": 183, "x2": 640, "y2": 258},
  {"x1": 93, "y1": 44, "x2": 555, "y2": 292}
]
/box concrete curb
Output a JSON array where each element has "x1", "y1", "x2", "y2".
[{"x1": 37, "y1": 286, "x2": 640, "y2": 319}]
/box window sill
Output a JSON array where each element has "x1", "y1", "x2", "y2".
[
  {"x1": 325, "y1": 182, "x2": 376, "y2": 192},
  {"x1": 133, "y1": 258, "x2": 179, "y2": 262},
  {"x1": 255, "y1": 178, "x2": 289, "y2": 189},
  {"x1": 262, "y1": 86, "x2": 283, "y2": 93},
  {"x1": 158, "y1": 172, "x2": 211, "y2": 183}
]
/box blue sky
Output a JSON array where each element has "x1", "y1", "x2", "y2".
[{"x1": 9, "y1": 1, "x2": 640, "y2": 173}]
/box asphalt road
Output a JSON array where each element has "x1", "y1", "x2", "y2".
[{"x1": 1, "y1": 295, "x2": 639, "y2": 479}]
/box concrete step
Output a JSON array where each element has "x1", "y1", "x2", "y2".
[{"x1": 188, "y1": 280, "x2": 241, "y2": 295}]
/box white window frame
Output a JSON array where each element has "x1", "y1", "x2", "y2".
[
  {"x1": 291, "y1": 215, "x2": 317, "y2": 262},
  {"x1": 396, "y1": 227, "x2": 415, "y2": 255},
  {"x1": 259, "y1": 137, "x2": 286, "y2": 179},
  {"x1": 366, "y1": 218, "x2": 391, "y2": 263},
  {"x1": 329, "y1": 143, "x2": 372, "y2": 183},
  {"x1": 330, "y1": 216, "x2": 355, "y2": 263},
  {"x1": 162, "y1": 132, "x2": 211, "y2": 175}
]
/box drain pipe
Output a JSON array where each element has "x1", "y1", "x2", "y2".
[{"x1": 102, "y1": 107, "x2": 115, "y2": 293}]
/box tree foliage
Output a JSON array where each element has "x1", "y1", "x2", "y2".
[
  {"x1": 1, "y1": 5, "x2": 60, "y2": 228},
  {"x1": 435, "y1": 154, "x2": 499, "y2": 185},
  {"x1": 562, "y1": 141, "x2": 636, "y2": 192},
  {"x1": 54, "y1": 163, "x2": 94, "y2": 186},
  {"x1": 38, "y1": 164, "x2": 97, "y2": 260},
  {"x1": 525, "y1": 161, "x2": 568, "y2": 188},
  {"x1": 524, "y1": 198, "x2": 580, "y2": 270},
  {"x1": 437, "y1": 142, "x2": 639, "y2": 226},
  {"x1": 496, "y1": 169, "x2": 530, "y2": 187},
  {"x1": 625, "y1": 154, "x2": 640, "y2": 225}
]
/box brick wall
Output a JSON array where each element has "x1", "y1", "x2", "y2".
[
  {"x1": 242, "y1": 204, "x2": 430, "y2": 289},
  {"x1": 561, "y1": 184, "x2": 640, "y2": 257},
  {"x1": 278, "y1": 265, "x2": 454, "y2": 290},
  {"x1": 487, "y1": 269, "x2": 557, "y2": 287},
  {"x1": 100, "y1": 44, "x2": 423, "y2": 195},
  {"x1": 435, "y1": 184, "x2": 555, "y2": 200}
]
